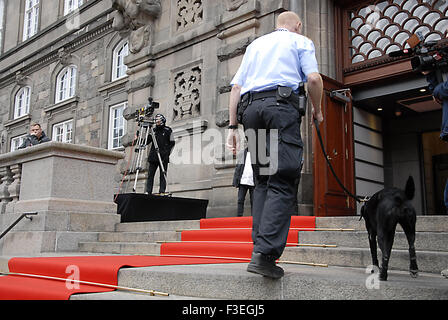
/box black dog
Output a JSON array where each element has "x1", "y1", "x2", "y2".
[{"x1": 360, "y1": 176, "x2": 418, "y2": 281}]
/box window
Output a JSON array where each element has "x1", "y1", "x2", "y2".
[
  {"x1": 55, "y1": 65, "x2": 77, "y2": 103},
  {"x1": 14, "y1": 86, "x2": 31, "y2": 119},
  {"x1": 52, "y1": 119, "x2": 73, "y2": 143},
  {"x1": 11, "y1": 134, "x2": 27, "y2": 152},
  {"x1": 108, "y1": 102, "x2": 127, "y2": 149},
  {"x1": 23, "y1": 0, "x2": 39, "y2": 41},
  {"x1": 112, "y1": 41, "x2": 129, "y2": 81},
  {"x1": 64, "y1": 0, "x2": 83, "y2": 15}
]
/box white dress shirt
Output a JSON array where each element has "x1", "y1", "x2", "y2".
[{"x1": 231, "y1": 28, "x2": 319, "y2": 95}]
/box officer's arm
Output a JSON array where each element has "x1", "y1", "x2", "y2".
[
  {"x1": 226, "y1": 84, "x2": 242, "y2": 154},
  {"x1": 229, "y1": 84, "x2": 242, "y2": 126},
  {"x1": 307, "y1": 72, "x2": 324, "y2": 123}
]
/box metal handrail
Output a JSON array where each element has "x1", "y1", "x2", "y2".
[{"x1": 0, "y1": 212, "x2": 38, "y2": 240}]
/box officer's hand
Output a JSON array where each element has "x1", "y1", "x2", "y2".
[
  {"x1": 312, "y1": 108, "x2": 324, "y2": 124},
  {"x1": 226, "y1": 129, "x2": 240, "y2": 155}
]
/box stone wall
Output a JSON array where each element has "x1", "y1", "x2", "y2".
[{"x1": 0, "y1": 0, "x2": 337, "y2": 218}]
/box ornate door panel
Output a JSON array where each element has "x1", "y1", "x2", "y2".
[{"x1": 313, "y1": 76, "x2": 356, "y2": 217}]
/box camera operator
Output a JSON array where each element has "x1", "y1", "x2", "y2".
[
  {"x1": 145, "y1": 114, "x2": 175, "y2": 195},
  {"x1": 424, "y1": 70, "x2": 448, "y2": 214},
  {"x1": 424, "y1": 71, "x2": 448, "y2": 142}
]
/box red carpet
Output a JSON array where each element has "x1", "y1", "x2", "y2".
[
  {"x1": 0, "y1": 256, "x2": 239, "y2": 300},
  {"x1": 200, "y1": 215, "x2": 315, "y2": 229},
  {"x1": 180, "y1": 229, "x2": 299, "y2": 245},
  {"x1": 0, "y1": 215, "x2": 316, "y2": 300},
  {"x1": 163, "y1": 215, "x2": 315, "y2": 259}
]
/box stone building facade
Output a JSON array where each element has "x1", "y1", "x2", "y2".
[
  {"x1": 1, "y1": 0, "x2": 446, "y2": 218},
  {"x1": 0, "y1": 0, "x2": 338, "y2": 218}
]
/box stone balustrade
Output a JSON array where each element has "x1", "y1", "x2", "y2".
[
  {"x1": 0, "y1": 141, "x2": 124, "y2": 214},
  {"x1": 0, "y1": 142, "x2": 125, "y2": 255}
]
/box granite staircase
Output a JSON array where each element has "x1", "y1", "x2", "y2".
[{"x1": 72, "y1": 215, "x2": 448, "y2": 300}]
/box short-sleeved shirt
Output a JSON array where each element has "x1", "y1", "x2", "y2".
[{"x1": 231, "y1": 28, "x2": 319, "y2": 95}]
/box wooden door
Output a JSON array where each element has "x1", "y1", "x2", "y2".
[{"x1": 313, "y1": 75, "x2": 356, "y2": 216}]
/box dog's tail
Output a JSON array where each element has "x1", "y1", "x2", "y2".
[{"x1": 405, "y1": 176, "x2": 415, "y2": 200}]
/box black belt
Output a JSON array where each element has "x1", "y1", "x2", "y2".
[
  {"x1": 241, "y1": 89, "x2": 277, "y2": 104},
  {"x1": 237, "y1": 87, "x2": 306, "y2": 123}
]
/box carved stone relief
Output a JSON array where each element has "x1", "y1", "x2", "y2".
[
  {"x1": 225, "y1": 0, "x2": 247, "y2": 11},
  {"x1": 111, "y1": 0, "x2": 161, "y2": 53},
  {"x1": 176, "y1": 0, "x2": 203, "y2": 32},
  {"x1": 173, "y1": 65, "x2": 201, "y2": 121}
]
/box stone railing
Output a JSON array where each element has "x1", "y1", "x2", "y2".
[
  {"x1": 0, "y1": 141, "x2": 125, "y2": 215},
  {"x1": 0, "y1": 142, "x2": 125, "y2": 255}
]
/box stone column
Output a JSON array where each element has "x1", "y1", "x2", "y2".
[
  {"x1": 7, "y1": 164, "x2": 21, "y2": 203},
  {"x1": 0, "y1": 167, "x2": 12, "y2": 214}
]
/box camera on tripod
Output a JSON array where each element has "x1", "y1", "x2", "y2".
[
  {"x1": 389, "y1": 32, "x2": 448, "y2": 84},
  {"x1": 136, "y1": 97, "x2": 160, "y2": 123}
]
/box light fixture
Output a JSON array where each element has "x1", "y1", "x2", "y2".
[
  {"x1": 377, "y1": 107, "x2": 383, "y2": 111},
  {"x1": 419, "y1": 88, "x2": 427, "y2": 93}
]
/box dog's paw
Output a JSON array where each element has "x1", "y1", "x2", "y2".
[{"x1": 410, "y1": 269, "x2": 419, "y2": 278}]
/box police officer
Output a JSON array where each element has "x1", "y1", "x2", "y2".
[
  {"x1": 146, "y1": 114, "x2": 175, "y2": 195},
  {"x1": 226, "y1": 11, "x2": 324, "y2": 279}
]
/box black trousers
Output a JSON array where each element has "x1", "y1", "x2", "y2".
[
  {"x1": 237, "y1": 185, "x2": 254, "y2": 217},
  {"x1": 242, "y1": 96, "x2": 303, "y2": 259},
  {"x1": 146, "y1": 161, "x2": 168, "y2": 194}
]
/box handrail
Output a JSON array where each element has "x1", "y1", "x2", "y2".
[{"x1": 0, "y1": 212, "x2": 38, "y2": 240}]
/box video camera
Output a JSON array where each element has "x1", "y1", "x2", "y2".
[
  {"x1": 389, "y1": 32, "x2": 448, "y2": 84},
  {"x1": 135, "y1": 97, "x2": 160, "y2": 122}
]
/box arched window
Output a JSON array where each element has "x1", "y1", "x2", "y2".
[
  {"x1": 14, "y1": 86, "x2": 31, "y2": 119},
  {"x1": 112, "y1": 40, "x2": 129, "y2": 81},
  {"x1": 55, "y1": 65, "x2": 77, "y2": 103}
]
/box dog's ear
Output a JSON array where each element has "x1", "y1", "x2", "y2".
[{"x1": 405, "y1": 176, "x2": 415, "y2": 200}]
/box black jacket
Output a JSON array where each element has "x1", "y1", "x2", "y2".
[
  {"x1": 148, "y1": 125, "x2": 175, "y2": 163},
  {"x1": 18, "y1": 132, "x2": 51, "y2": 149}
]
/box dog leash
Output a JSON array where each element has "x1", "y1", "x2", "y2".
[{"x1": 313, "y1": 118, "x2": 369, "y2": 204}]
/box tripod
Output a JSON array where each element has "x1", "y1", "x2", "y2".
[{"x1": 130, "y1": 117, "x2": 170, "y2": 195}]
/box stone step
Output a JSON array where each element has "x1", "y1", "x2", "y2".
[
  {"x1": 281, "y1": 246, "x2": 448, "y2": 274},
  {"x1": 115, "y1": 220, "x2": 200, "y2": 232},
  {"x1": 78, "y1": 237, "x2": 447, "y2": 275},
  {"x1": 315, "y1": 215, "x2": 448, "y2": 232},
  {"x1": 70, "y1": 290, "x2": 204, "y2": 300},
  {"x1": 115, "y1": 262, "x2": 448, "y2": 300},
  {"x1": 79, "y1": 241, "x2": 161, "y2": 255},
  {"x1": 298, "y1": 230, "x2": 448, "y2": 252},
  {"x1": 98, "y1": 231, "x2": 180, "y2": 243}
]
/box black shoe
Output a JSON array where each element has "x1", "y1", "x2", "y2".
[
  {"x1": 440, "y1": 134, "x2": 448, "y2": 142},
  {"x1": 247, "y1": 252, "x2": 284, "y2": 279}
]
